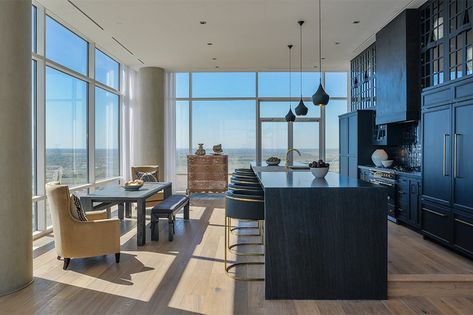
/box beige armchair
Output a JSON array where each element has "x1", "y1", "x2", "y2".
[
  {"x1": 131, "y1": 165, "x2": 164, "y2": 207},
  {"x1": 45, "y1": 183, "x2": 121, "y2": 270}
]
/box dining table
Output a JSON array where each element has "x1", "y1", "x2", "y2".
[{"x1": 80, "y1": 182, "x2": 172, "y2": 246}]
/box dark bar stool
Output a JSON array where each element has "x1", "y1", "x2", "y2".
[
  {"x1": 227, "y1": 183, "x2": 263, "y2": 237},
  {"x1": 224, "y1": 191, "x2": 264, "y2": 281}
]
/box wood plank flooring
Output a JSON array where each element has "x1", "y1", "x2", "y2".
[{"x1": 1, "y1": 196, "x2": 473, "y2": 314}]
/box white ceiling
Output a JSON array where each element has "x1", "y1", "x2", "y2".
[{"x1": 38, "y1": 0, "x2": 427, "y2": 72}]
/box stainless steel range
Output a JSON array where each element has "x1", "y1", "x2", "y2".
[{"x1": 366, "y1": 168, "x2": 397, "y2": 222}]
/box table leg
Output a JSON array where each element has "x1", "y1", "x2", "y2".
[
  {"x1": 137, "y1": 199, "x2": 146, "y2": 246},
  {"x1": 184, "y1": 202, "x2": 190, "y2": 220},
  {"x1": 118, "y1": 203, "x2": 124, "y2": 220},
  {"x1": 125, "y1": 202, "x2": 132, "y2": 218},
  {"x1": 163, "y1": 184, "x2": 172, "y2": 198}
]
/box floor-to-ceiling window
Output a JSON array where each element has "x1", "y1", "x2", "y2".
[
  {"x1": 175, "y1": 71, "x2": 348, "y2": 192},
  {"x1": 31, "y1": 4, "x2": 122, "y2": 235}
]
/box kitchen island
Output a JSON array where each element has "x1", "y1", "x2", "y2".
[{"x1": 251, "y1": 163, "x2": 388, "y2": 300}]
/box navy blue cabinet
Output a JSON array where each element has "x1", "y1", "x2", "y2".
[
  {"x1": 339, "y1": 110, "x2": 375, "y2": 178},
  {"x1": 397, "y1": 174, "x2": 421, "y2": 229}
]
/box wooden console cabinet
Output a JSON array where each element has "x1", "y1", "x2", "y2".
[{"x1": 187, "y1": 155, "x2": 228, "y2": 194}]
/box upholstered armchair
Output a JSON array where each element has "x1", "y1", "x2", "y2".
[
  {"x1": 131, "y1": 165, "x2": 164, "y2": 207},
  {"x1": 45, "y1": 183, "x2": 120, "y2": 270}
]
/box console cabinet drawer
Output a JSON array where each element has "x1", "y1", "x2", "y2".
[{"x1": 454, "y1": 214, "x2": 473, "y2": 255}]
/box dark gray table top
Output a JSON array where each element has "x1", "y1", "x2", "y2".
[
  {"x1": 81, "y1": 182, "x2": 171, "y2": 200},
  {"x1": 251, "y1": 163, "x2": 380, "y2": 189}
]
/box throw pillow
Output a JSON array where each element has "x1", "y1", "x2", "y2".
[
  {"x1": 70, "y1": 194, "x2": 88, "y2": 221},
  {"x1": 136, "y1": 171, "x2": 158, "y2": 182}
]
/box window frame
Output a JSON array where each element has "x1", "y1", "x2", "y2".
[{"x1": 31, "y1": 3, "x2": 123, "y2": 237}]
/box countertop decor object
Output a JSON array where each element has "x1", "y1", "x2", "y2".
[
  {"x1": 123, "y1": 179, "x2": 144, "y2": 191},
  {"x1": 295, "y1": 20, "x2": 308, "y2": 116},
  {"x1": 212, "y1": 144, "x2": 223, "y2": 155},
  {"x1": 381, "y1": 160, "x2": 394, "y2": 168},
  {"x1": 266, "y1": 156, "x2": 281, "y2": 166},
  {"x1": 312, "y1": 0, "x2": 330, "y2": 106},
  {"x1": 195, "y1": 143, "x2": 206, "y2": 156},
  {"x1": 371, "y1": 149, "x2": 388, "y2": 167},
  {"x1": 310, "y1": 167, "x2": 329, "y2": 178},
  {"x1": 285, "y1": 44, "x2": 296, "y2": 122}
]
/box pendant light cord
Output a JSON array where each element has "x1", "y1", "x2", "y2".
[
  {"x1": 300, "y1": 22, "x2": 303, "y2": 98},
  {"x1": 319, "y1": 0, "x2": 322, "y2": 83},
  {"x1": 288, "y1": 45, "x2": 293, "y2": 107}
]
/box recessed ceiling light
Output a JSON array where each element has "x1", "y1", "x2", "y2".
[
  {"x1": 207, "y1": 42, "x2": 213, "y2": 46},
  {"x1": 212, "y1": 57, "x2": 217, "y2": 60},
  {"x1": 335, "y1": 42, "x2": 340, "y2": 45},
  {"x1": 321, "y1": 57, "x2": 326, "y2": 60},
  {"x1": 215, "y1": 65, "x2": 220, "y2": 69},
  {"x1": 353, "y1": 20, "x2": 360, "y2": 24},
  {"x1": 200, "y1": 21, "x2": 207, "y2": 24}
]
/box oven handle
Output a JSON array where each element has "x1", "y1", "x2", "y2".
[{"x1": 369, "y1": 179, "x2": 394, "y2": 187}]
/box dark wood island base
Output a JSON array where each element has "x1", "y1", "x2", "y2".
[{"x1": 251, "y1": 163, "x2": 388, "y2": 300}]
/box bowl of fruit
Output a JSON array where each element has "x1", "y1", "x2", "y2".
[
  {"x1": 309, "y1": 160, "x2": 330, "y2": 179},
  {"x1": 123, "y1": 179, "x2": 144, "y2": 191},
  {"x1": 266, "y1": 156, "x2": 281, "y2": 166}
]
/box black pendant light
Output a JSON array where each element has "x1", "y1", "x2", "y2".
[
  {"x1": 312, "y1": 0, "x2": 330, "y2": 106},
  {"x1": 295, "y1": 20, "x2": 309, "y2": 116},
  {"x1": 285, "y1": 44, "x2": 296, "y2": 122}
]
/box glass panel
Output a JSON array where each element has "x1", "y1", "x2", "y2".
[
  {"x1": 32, "y1": 60, "x2": 37, "y2": 195},
  {"x1": 192, "y1": 72, "x2": 256, "y2": 98},
  {"x1": 32, "y1": 202, "x2": 37, "y2": 232},
  {"x1": 258, "y1": 72, "x2": 320, "y2": 97},
  {"x1": 95, "y1": 49, "x2": 119, "y2": 90},
  {"x1": 192, "y1": 100, "x2": 256, "y2": 171},
  {"x1": 260, "y1": 101, "x2": 320, "y2": 118},
  {"x1": 325, "y1": 72, "x2": 348, "y2": 97},
  {"x1": 46, "y1": 16, "x2": 88, "y2": 75},
  {"x1": 32, "y1": 6, "x2": 37, "y2": 53},
  {"x1": 293, "y1": 122, "x2": 320, "y2": 164},
  {"x1": 261, "y1": 122, "x2": 288, "y2": 161},
  {"x1": 176, "y1": 73, "x2": 189, "y2": 98},
  {"x1": 95, "y1": 87, "x2": 120, "y2": 180},
  {"x1": 325, "y1": 100, "x2": 348, "y2": 173},
  {"x1": 176, "y1": 101, "x2": 189, "y2": 192},
  {"x1": 46, "y1": 67, "x2": 88, "y2": 186}
]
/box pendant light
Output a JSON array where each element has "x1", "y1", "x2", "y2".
[
  {"x1": 295, "y1": 20, "x2": 309, "y2": 116},
  {"x1": 285, "y1": 44, "x2": 296, "y2": 122},
  {"x1": 312, "y1": 0, "x2": 330, "y2": 106}
]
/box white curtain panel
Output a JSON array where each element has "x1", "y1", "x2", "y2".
[
  {"x1": 164, "y1": 72, "x2": 176, "y2": 192},
  {"x1": 121, "y1": 65, "x2": 138, "y2": 181}
]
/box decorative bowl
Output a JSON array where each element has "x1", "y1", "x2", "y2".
[
  {"x1": 371, "y1": 149, "x2": 388, "y2": 167},
  {"x1": 381, "y1": 160, "x2": 394, "y2": 168},
  {"x1": 266, "y1": 157, "x2": 281, "y2": 166},
  {"x1": 123, "y1": 183, "x2": 143, "y2": 191},
  {"x1": 310, "y1": 167, "x2": 329, "y2": 179}
]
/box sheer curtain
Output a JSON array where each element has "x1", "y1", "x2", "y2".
[
  {"x1": 121, "y1": 65, "x2": 138, "y2": 181},
  {"x1": 164, "y1": 72, "x2": 176, "y2": 192}
]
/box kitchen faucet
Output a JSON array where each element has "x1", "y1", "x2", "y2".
[{"x1": 285, "y1": 148, "x2": 301, "y2": 167}]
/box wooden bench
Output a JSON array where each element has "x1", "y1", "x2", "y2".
[{"x1": 150, "y1": 195, "x2": 190, "y2": 241}]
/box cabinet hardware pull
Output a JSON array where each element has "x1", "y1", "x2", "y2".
[
  {"x1": 423, "y1": 208, "x2": 447, "y2": 217},
  {"x1": 443, "y1": 134, "x2": 448, "y2": 177},
  {"x1": 455, "y1": 218, "x2": 473, "y2": 227},
  {"x1": 454, "y1": 134, "x2": 460, "y2": 178}
]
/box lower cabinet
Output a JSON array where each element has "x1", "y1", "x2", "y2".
[
  {"x1": 397, "y1": 175, "x2": 421, "y2": 229},
  {"x1": 422, "y1": 200, "x2": 473, "y2": 259}
]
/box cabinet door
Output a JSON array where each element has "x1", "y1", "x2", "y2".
[
  {"x1": 422, "y1": 202, "x2": 452, "y2": 243},
  {"x1": 340, "y1": 156, "x2": 349, "y2": 177},
  {"x1": 422, "y1": 106, "x2": 452, "y2": 205},
  {"x1": 348, "y1": 157, "x2": 358, "y2": 178},
  {"x1": 409, "y1": 180, "x2": 421, "y2": 227},
  {"x1": 453, "y1": 103, "x2": 473, "y2": 212},
  {"x1": 339, "y1": 116, "x2": 349, "y2": 156},
  {"x1": 454, "y1": 213, "x2": 473, "y2": 256},
  {"x1": 348, "y1": 114, "x2": 358, "y2": 155}
]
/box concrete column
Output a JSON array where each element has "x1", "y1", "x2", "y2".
[
  {"x1": 134, "y1": 67, "x2": 165, "y2": 181},
  {"x1": 0, "y1": 0, "x2": 33, "y2": 295}
]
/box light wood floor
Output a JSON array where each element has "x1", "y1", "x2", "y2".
[{"x1": 2, "y1": 196, "x2": 473, "y2": 314}]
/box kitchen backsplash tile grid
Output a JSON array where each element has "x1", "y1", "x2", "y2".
[{"x1": 386, "y1": 122, "x2": 422, "y2": 170}]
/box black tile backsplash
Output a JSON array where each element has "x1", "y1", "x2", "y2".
[{"x1": 386, "y1": 122, "x2": 422, "y2": 170}]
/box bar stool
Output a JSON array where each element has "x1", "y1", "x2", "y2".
[
  {"x1": 227, "y1": 183, "x2": 263, "y2": 237},
  {"x1": 234, "y1": 168, "x2": 255, "y2": 175},
  {"x1": 224, "y1": 191, "x2": 264, "y2": 281}
]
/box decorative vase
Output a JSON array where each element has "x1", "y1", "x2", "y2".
[
  {"x1": 371, "y1": 149, "x2": 388, "y2": 167},
  {"x1": 212, "y1": 144, "x2": 223, "y2": 155},
  {"x1": 195, "y1": 144, "x2": 206, "y2": 156}
]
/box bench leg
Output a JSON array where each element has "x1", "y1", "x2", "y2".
[
  {"x1": 168, "y1": 215, "x2": 174, "y2": 241},
  {"x1": 151, "y1": 213, "x2": 159, "y2": 241},
  {"x1": 184, "y1": 202, "x2": 190, "y2": 220}
]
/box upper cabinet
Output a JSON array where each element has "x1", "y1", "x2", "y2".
[
  {"x1": 376, "y1": 9, "x2": 421, "y2": 125},
  {"x1": 351, "y1": 44, "x2": 376, "y2": 111}
]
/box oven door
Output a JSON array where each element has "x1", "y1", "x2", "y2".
[{"x1": 369, "y1": 179, "x2": 397, "y2": 222}]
